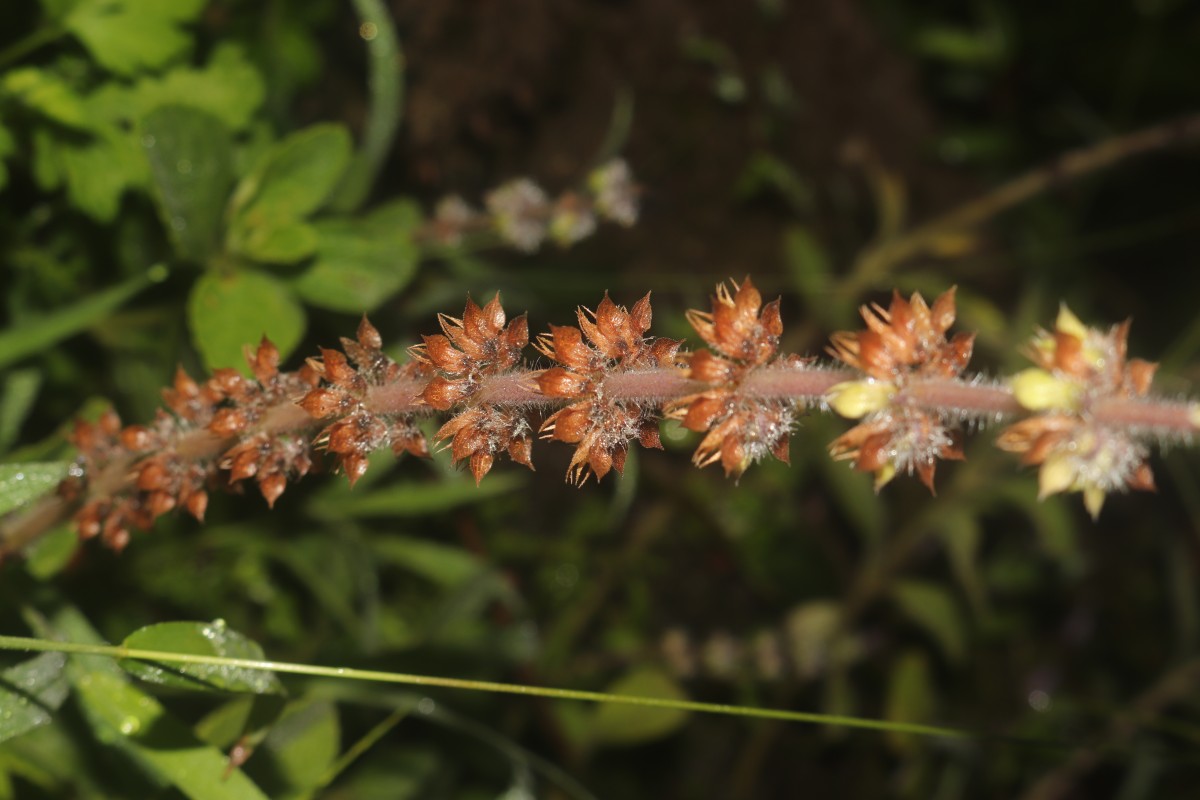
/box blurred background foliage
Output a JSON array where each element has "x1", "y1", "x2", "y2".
[{"x1": 2, "y1": 0, "x2": 1200, "y2": 797}]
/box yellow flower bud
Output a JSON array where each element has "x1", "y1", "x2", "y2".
[
  {"x1": 1038, "y1": 453, "x2": 1077, "y2": 499},
  {"x1": 1055, "y1": 304, "x2": 1088, "y2": 339},
  {"x1": 826, "y1": 380, "x2": 895, "y2": 420},
  {"x1": 1083, "y1": 486, "x2": 1106, "y2": 520},
  {"x1": 1011, "y1": 368, "x2": 1082, "y2": 411},
  {"x1": 873, "y1": 462, "x2": 897, "y2": 493}
]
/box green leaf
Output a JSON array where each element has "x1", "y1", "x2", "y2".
[
  {"x1": 230, "y1": 124, "x2": 353, "y2": 223},
  {"x1": 590, "y1": 668, "x2": 689, "y2": 746},
  {"x1": 194, "y1": 695, "x2": 286, "y2": 751},
  {"x1": 0, "y1": 653, "x2": 68, "y2": 744},
  {"x1": 65, "y1": 0, "x2": 208, "y2": 76},
  {"x1": 141, "y1": 105, "x2": 235, "y2": 263},
  {"x1": 23, "y1": 525, "x2": 81, "y2": 581},
  {"x1": 232, "y1": 217, "x2": 319, "y2": 264},
  {"x1": 30, "y1": 123, "x2": 146, "y2": 221},
  {"x1": 890, "y1": 580, "x2": 967, "y2": 663},
  {"x1": 71, "y1": 668, "x2": 271, "y2": 800},
  {"x1": 292, "y1": 199, "x2": 421, "y2": 311},
  {"x1": 0, "y1": 463, "x2": 69, "y2": 517},
  {"x1": 255, "y1": 698, "x2": 340, "y2": 796},
  {"x1": 129, "y1": 44, "x2": 265, "y2": 132},
  {"x1": 1, "y1": 68, "x2": 89, "y2": 128},
  {"x1": 46, "y1": 605, "x2": 272, "y2": 800},
  {"x1": 369, "y1": 536, "x2": 488, "y2": 589},
  {"x1": 120, "y1": 620, "x2": 286, "y2": 695},
  {"x1": 0, "y1": 369, "x2": 41, "y2": 454},
  {"x1": 307, "y1": 473, "x2": 525, "y2": 521},
  {"x1": 0, "y1": 266, "x2": 166, "y2": 370},
  {"x1": 884, "y1": 650, "x2": 936, "y2": 754},
  {"x1": 188, "y1": 270, "x2": 306, "y2": 372}
]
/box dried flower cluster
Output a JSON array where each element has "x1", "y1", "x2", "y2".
[
  {"x1": 672, "y1": 279, "x2": 806, "y2": 477},
  {"x1": 6, "y1": 280, "x2": 1199, "y2": 556},
  {"x1": 67, "y1": 339, "x2": 321, "y2": 550},
  {"x1": 536, "y1": 293, "x2": 682, "y2": 484}
]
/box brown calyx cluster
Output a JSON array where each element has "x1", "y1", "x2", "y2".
[
  {"x1": 672, "y1": 278, "x2": 804, "y2": 477},
  {"x1": 825, "y1": 289, "x2": 975, "y2": 492},
  {"x1": 410, "y1": 296, "x2": 534, "y2": 484},
  {"x1": 536, "y1": 293, "x2": 682, "y2": 484},
  {"x1": 300, "y1": 317, "x2": 430, "y2": 486},
  {"x1": 68, "y1": 339, "x2": 321, "y2": 550}
]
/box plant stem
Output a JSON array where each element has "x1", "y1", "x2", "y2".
[
  {"x1": 0, "y1": 634, "x2": 971, "y2": 739},
  {"x1": 850, "y1": 112, "x2": 1200, "y2": 292},
  {"x1": 330, "y1": 0, "x2": 405, "y2": 212}
]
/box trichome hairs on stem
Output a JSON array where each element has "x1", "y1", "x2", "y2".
[{"x1": 3, "y1": 279, "x2": 1199, "y2": 557}]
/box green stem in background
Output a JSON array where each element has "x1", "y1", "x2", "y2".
[
  {"x1": 0, "y1": 265, "x2": 168, "y2": 371},
  {"x1": 0, "y1": 25, "x2": 65, "y2": 70},
  {"x1": 848, "y1": 112, "x2": 1200, "y2": 295},
  {"x1": 316, "y1": 703, "x2": 412, "y2": 789},
  {"x1": 330, "y1": 0, "x2": 405, "y2": 212},
  {"x1": 590, "y1": 89, "x2": 636, "y2": 167},
  {"x1": 0, "y1": 634, "x2": 969, "y2": 741}
]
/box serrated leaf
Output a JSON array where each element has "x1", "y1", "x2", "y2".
[
  {"x1": 590, "y1": 668, "x2": 689, "y2": 747},
  {"x1": 188, "y1": 270, "x2": 305, "y2": 372},
  {"x1": 0, "y1": 653, "x2": 68, "y2": 744},
  {"x1": 30, "y1": 122, "x2": 147, "y2": 221},
  {"x1": 0, "y1": 463, "x2": 69, "y2": 517},
  {"x1": 292, "y1": 199, "x2": 421, "y2": 311},
  {"x1": 120, "y1": 621, "x2": 285, "y2": 695},
  {"x1": 232, "y1": 217, "x2": 319, "y2": 264},
  {"x1": 1, "y1": 68, "x2": 89, "y2": 129},
  {"x1": 230, "y1": 124, "x2": 352, "y2": 223},
  {"x1": 65, "y1": 0, "x2": 209, "y2": 76},
  {"x1": 891, "y1": 580, "x2": 967, "y2": 663},
  {"x1": 130, "y1": 44, "x2": 265, "y2": 132},
  {"x1": 141, "y1": 105, "x2": 234, "y2": 263}
]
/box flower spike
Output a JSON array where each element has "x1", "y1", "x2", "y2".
[
  {"x1": 9, "y1": 277, "x2": 1200, "y2": 557},
  {"x1": 825, "y1": 288, "x2": 975, "y2": 493}
]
